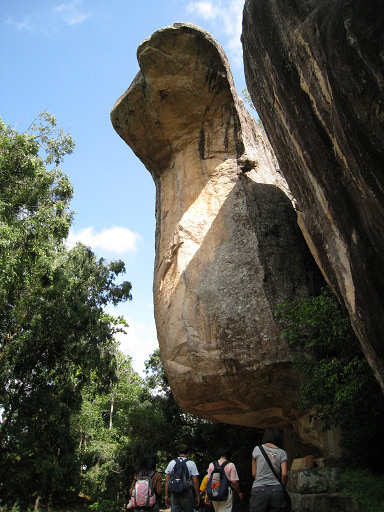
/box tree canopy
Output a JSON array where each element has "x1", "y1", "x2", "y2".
[{"x1": 0, "y1": 114, "x2": 132, "y2": 506}]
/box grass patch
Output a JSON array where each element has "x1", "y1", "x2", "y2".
[{"x1": 340, "y1": 468, "x2": 384, "y2": 512}]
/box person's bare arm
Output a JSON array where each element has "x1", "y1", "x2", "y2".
[
  {"x1": 165, "y1": 474, "x2": 170, "y2": 506},
  {"x1": 251, "y1": 458, "x2": 257, "y2": 479},
  {"x1": 230, "y1": 480, "x2": 243, "y2": 500},
  {"x1": 280, "y1": 460, "x2": 288, "y2": 487},
  {"x1": 192, "y1": 475, "x2": 200, "y2": 507}
]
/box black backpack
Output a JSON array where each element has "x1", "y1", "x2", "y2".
[
  {"x1": 206, "y1": 461, "x2": 230, "y2": 501},
  {"x1": 168, "y1": 457, "x2": 190, "y2": 494}
]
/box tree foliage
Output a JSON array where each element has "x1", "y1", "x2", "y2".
[
  {"x1": 0, "y1": 114, "x2": 132, "y2": 506},
  {"x1": 276, "y1": 288, "x2": 384, "y2": 470},
  {"x1": 74, "y1": 353, "x2": 149, "y2": 502},
  {"x1": 72, "y1": 348, "x2": 261, "y2": 509}
]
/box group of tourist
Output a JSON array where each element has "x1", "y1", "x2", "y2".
[{"x1": 129, "y1": 428, "x2": 288, "y2": 512}]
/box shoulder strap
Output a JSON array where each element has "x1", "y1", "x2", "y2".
[
  {"x1": 213, "y1": 460, "x2": 230, "y2": 470},
  {"x1": 138, "y1": 470, "x2": 153, "y2": 479},
  {"x1": 175, "y1": 457, "x2": 190, "y2": 477},
  {"x1": 184, "y1": 458, "x2": 190, "y2": 477},
  {"x1": 258, "y1": 445, "x2": 281, "y2": 484}
]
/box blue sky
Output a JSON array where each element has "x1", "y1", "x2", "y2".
[{"x1": 1, "y1": 0, "x2": 248, "y2": 375}]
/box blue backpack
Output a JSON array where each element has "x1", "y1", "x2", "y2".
[
  {"x1": 206, "y1": 461, "x2": 230, "y2": 501},
  {"x1": 168, "y1": 457, "x2": 190, "y2": 494}
]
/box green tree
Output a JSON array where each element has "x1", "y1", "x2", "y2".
[
  {"x1": 75, "y1": 354, "x2": 146, "y2": 503},
  {"x1": 276, "y1": 288, "x2": 384, "y2": 470},
  {"x1": 0, "y1": 114, "x2": 132, "y2": 507}
]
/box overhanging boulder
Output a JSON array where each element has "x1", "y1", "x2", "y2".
[{"x1": 111, "y1": 23, "x2": 323, "y2": 427}]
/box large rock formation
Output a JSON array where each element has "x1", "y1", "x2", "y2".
[
  {"x1": 242, "y1": 0, "x2": 384, "y2": 391},
  {"x1": 111, "y1": 23, "x2": 323, "y2": 427}
]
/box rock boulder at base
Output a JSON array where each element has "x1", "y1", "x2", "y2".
[
  {"x1": 290, "y1": 493, "x2": 360, "y2": 512},
  {"x1": 288, "y1": 467, "x2": 360, "y2": 511},
  {"x1": 242, "y1": 0, "x2": 384, "y2": 391},
  {"x1": 287, "y1": 468, "x2": 341, "y2": 495},
  {"x1": 111, "y1": 23, "x2": 323, "y2": 427}
]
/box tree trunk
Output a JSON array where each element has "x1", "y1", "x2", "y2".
[{"x1": 109, "y1": 395, "x2": 114, "y2": 430}]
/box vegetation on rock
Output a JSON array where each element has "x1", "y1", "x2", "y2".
[{"x1": 277, "y1": 288, "x2": 384, "y2": 470}]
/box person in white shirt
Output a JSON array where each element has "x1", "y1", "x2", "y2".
[{"x1": 165, "y1": 444, "x2": 200, "y2": 512}]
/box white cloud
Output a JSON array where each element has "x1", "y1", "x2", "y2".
[
  {"x1": 186, "y1": 2, "x2": 220, "y2": 19},
  {"x1": 6, "y1": 16, "x2": 34, "y2": 32},
  {"x1": 6, "y1": 1, "x2": 89, "y2": 33},
  {"x1": 55, "y1": 0, "x2": 90, "y2": 26},
  {"x1": 67, "y1": 226, "x2": 142, "y2": 254},
  {"x1": 114, "y1": 317, "x2": 158, "y2": 376},
  {"x1": 186, "y1": 0, "x2": 245, "y2": 66}
]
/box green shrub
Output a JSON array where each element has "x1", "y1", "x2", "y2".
[
  {"x1": 89, "y1": 499, "x2": 118, "y2": 512},
  {"x1": 340, "y1": 469, "x2": 384, "y2": 512},
  {"x1": 0, "y1": 504, "x2": 34, "y2": 512},
  {"x1": 276, "y1": 288, "x2": 384, "y2": 469}
]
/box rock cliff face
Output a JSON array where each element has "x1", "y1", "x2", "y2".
[
  {"x1": 242, "y1": 0, "x2": 384, "y2": 391},
  {"x1": 111, "y1": 23, "x2": 323, "y2": 427}
]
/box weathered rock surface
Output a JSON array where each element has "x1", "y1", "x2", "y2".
[
  {"x1": 284, "y1": 418, "x2": 341, "y2": 461},
  {"x1": 242, "y1": 0, "x2": 384, "y2": 391},
  {"x1": 111, "y1": 23, "x2": 323, "y2": 427},
  {"x1": 287, "y1": 467, "x2": 341, "y2": 494},
  {"x1": 288, "y1": 468, "x2": 360, "y2": 511},
  {"x1": 290, "y1": 493, "x2": 360, "y2": 512}
]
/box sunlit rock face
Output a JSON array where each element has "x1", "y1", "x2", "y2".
[
  {"x1": 111, "y1": 23, "x2": 323, "y2": 427},
  {"x1": 242, "y1": 0, "x2": 384, "y2": 392}
]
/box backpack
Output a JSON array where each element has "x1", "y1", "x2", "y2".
[
  {"x1": 168, "y1": 457, "x2": 190, "y2": 494},
  {"x1": 131, "y1": 471, "x2": 157, "y2": 509},
  {"x1": 206, "y1": 461, "x2": 230, "y2": 501}
]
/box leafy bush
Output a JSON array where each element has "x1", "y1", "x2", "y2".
[
  {"x1": 276, "y1": 288, "x2": 384, "y2": 469},
  {"x1": 89, "y1": 499, "x2": 118, "y2": 512},
  {"x1": 340, "y1": 469, "x2": 384, "y2": 512},
  {"x1": 0, "y1": 504, "x2": 30, "y2": 512}
]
